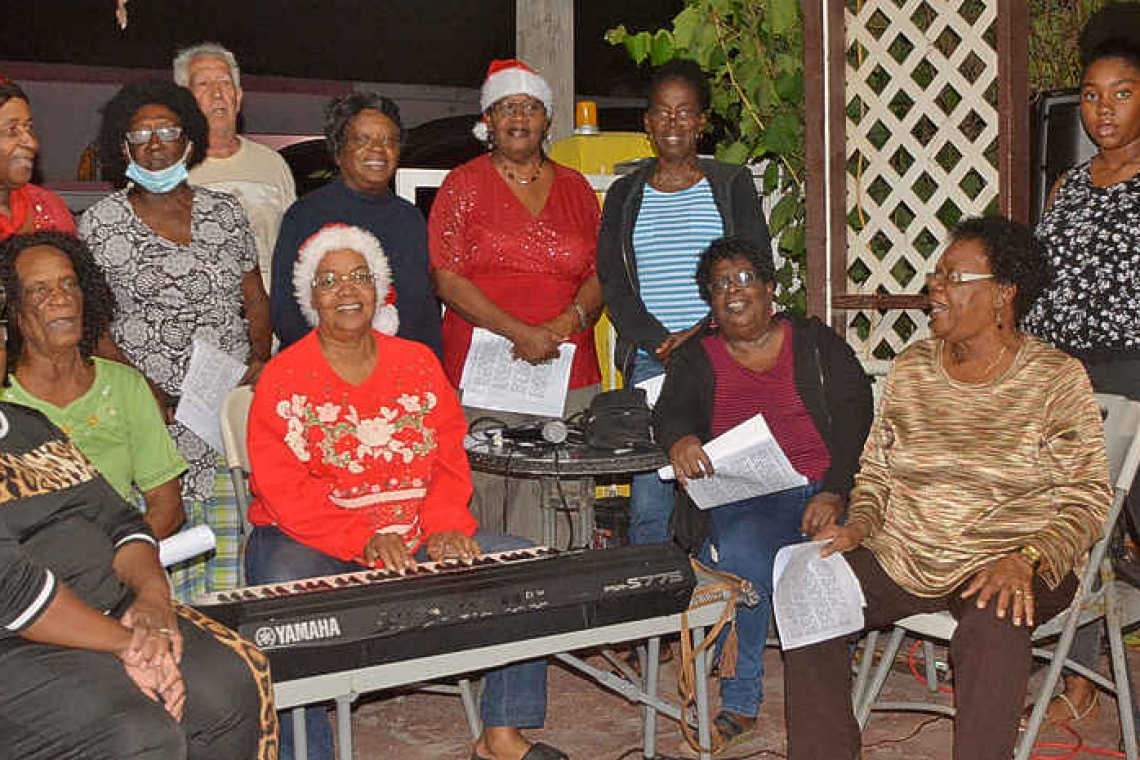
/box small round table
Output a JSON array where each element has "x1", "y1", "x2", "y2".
[{"x1": 464, "y1": 438, "x2": 668, "y2": 548}]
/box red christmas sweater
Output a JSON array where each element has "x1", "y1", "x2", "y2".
[{"x1": 247, "y1": 330, "x2": 477, "y2": 563}]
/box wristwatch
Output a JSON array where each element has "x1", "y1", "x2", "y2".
[{"x1": 1018, "y1": 545, "x2": 1042, "y2": 569}]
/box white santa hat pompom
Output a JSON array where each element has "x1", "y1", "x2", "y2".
[
  {"x1": 294, "y1": 223, "x2": 399, "y2": 336},
  {"x1": 471, "y1": 58, "x2": 553, "y2": 142}
]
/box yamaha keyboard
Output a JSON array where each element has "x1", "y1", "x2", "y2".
[{"x1": 194, "y1": 543, "x2": 696, "y2": 681}]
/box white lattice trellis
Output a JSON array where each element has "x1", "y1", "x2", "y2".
[{"x1": 845, "y1": 0, "x2": 1000, "y2": 359}]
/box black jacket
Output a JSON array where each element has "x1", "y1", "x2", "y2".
[
  {"x1": 653, "y1": 314, "x2": 875, "y2": 553},
  {"x1": 596, "y1": 158, "x2": 772, "y2": 373}
]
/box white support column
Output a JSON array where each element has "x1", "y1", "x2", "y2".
[{"x1": 516, "y1": 0, "x2": 574, "y2": 142}]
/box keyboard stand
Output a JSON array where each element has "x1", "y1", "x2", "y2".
[{"x1": 275, "y1": 585, "x2": 731, "y2": 760}]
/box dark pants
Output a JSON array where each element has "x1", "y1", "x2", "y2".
[
  {"x1": 784, "y1": 548, "x2": 1077, "y2": 760},
  {"x1": 0, "y1": 607, "x2": 267, "y2": 760}
]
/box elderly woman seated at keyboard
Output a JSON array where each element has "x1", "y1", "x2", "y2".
[
  {"x1": 245, "y1": 223, "x2": 568, "y2": 760},
  {"x1": 783, "y1": 217, "x2": 1111, "y2": 760}
]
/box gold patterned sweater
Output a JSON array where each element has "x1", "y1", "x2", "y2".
[{"x1": 846, "y1": 336, "x2": 1110, "y2": 596}]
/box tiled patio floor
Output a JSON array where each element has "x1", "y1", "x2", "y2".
[{"x1": 334, "y1": 638, "x2": 1140, "y2": 759}]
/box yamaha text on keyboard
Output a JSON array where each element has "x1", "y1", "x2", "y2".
[{"x1": 194, "y1": 543, "x2": 696, "y2": 681}]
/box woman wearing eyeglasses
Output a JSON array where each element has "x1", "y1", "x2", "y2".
[
  {"x1": 596, "y1": 60, "x2": 773, "y2": 550},
  {"x1": 78, "y1": 80, "x2": 271, "y2": 600},
  {"x1": 247, "y1": 223, "x2": 568, "y2": 760},
  {"x1": 0, "y1": 79, "x2": 76, "y2": 240},
  {"x1": 783, "y1": 218, "x2": 1110, "y2": 760},
  {"x1": 654, "y1": 235, "x2": 873, "y2": 755},
  {"x1": 428, "y1": 59, "x2": 602, "y2": 540}
]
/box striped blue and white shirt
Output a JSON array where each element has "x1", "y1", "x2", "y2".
[{"x1": 633, "y1": 178, "x2": 724, "y2": 335}]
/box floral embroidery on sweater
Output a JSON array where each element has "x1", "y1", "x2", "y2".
[{"x1": 277, "y1": 392, "x2": 439, "y2": 473}]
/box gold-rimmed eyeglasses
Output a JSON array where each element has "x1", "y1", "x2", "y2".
[{"x1": 491, "y1": 100, "x2": 544, "y2": 118}]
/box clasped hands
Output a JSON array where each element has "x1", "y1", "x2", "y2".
[
  {"x1": 118, "y1": 594, "x2": 185, "y2": 719},
  {"x1": 509, "y1": 307, "x2": 586, "y2": 365},
  {"x1": 363, "y1": 530, "x2": 481, "y2": 573}
]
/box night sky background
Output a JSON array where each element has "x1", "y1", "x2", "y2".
[{"x1": 2, "y1": 1, "x2": 684, "y2": 94}]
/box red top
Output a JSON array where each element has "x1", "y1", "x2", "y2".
[
  {"x1": 704, "y1": 323, "x2": 830, "y2": 483},
  {"x1": 0, "y1": 184, "x2": 77, "y2": 240},
  {"x1": 428, "y1": 154, "x2": 601, "y2": 389},
  {"x1": 247, "y1": 330, "x2": 477, "y2": 563}
]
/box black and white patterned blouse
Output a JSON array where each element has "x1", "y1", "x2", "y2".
[
  {"x1": 1024, "y1": 161, "x2": 1140, "y2": 358},
  {"x1": 79, "y1": 186, "x2": 257, "y2": 502}
]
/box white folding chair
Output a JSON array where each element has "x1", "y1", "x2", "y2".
[
  {"x1": 220, "y1": 386, "x2": 255, "y2": 537},
  {"x1": 216, "y1": 386, "x2": 483, "y2": 752},
  {"x1": 854, "y1": 393, "x2": 1140, "y2": 760}
]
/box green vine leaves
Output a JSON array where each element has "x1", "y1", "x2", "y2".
[{"x1": 607, "y1": 0, "x2": 808, "y2": 314}]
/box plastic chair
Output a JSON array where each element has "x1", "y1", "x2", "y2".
[
  {"x1": 853, "y1": 393, "x2": 1140, "y2": 760},
  {"x1": 219, "y1": 386, "x2": 255, "y2": 537},
  {"x1": 216, "y1": 386, "x2": 483, "y2": 744}
]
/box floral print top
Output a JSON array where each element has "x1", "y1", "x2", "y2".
[
  {"x1": 79, "y1": 186, "x2": 257, "y2": 502},
  {"x1": 246, "y1": 331, "x2": 476, "y2": 563},
  {"x1": 1023, "y1": 161, "x2": 1140, "y2": 358}
]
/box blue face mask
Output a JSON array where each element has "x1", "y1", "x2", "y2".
[{"x1": 124, "y1": 145, "x2": 190, "y2": 194}]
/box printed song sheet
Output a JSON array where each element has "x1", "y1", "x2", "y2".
[
  {"x1": 773, "y1": 540, "x2": 866, "y2": 650},
  {"x1": 175, "y1": 339, "x2": 247, "y2": 454},
  {"x1": 657, "y1": 412, "x2": 807, "y2": 508},
  {"x1": 459, "y1": 327, "x2": 576, "y2": 418}
]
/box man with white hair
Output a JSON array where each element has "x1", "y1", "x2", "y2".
[{"x1": 174, "y1": 42, "x2": 296, "y2": 293}]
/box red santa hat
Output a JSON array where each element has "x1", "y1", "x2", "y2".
[
  {"x1": 294, "y1": 223, "x2": 399, "y2": 336},
  {"x1": 472, "y1": 58, "x2": 553, "y2": 142}
]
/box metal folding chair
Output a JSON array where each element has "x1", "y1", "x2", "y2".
[{"x1": 853, "y1": 392, "x2": 1140, "y2": 760}]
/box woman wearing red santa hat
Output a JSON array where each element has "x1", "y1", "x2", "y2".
[{"x1": 428, "y1": 59, "x2": 602, "y2": 540}]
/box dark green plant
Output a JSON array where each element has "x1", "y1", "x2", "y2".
[
  {"x1": 1029, "y1": 0, "x2": 1117, "y2": 92},
  {"x1": 606, "y1": 0, "x2": 807, "y2": 314}
]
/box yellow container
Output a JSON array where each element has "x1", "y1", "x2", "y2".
[{"x1": 549, "y1": 131, "x2": 658, "y2": 500}]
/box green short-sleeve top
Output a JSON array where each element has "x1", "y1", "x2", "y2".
[{"x1": 2, "y1": 358, "x2": 187, "y2": 501}]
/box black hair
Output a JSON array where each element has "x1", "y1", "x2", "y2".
[
  {"x1": 648, "y1": 59, "x2": 712, "y2": 112},
  {"x1": 1082, "y1": 37, "x2": 1140, "y2": 75},
  {"x1": 97, "y1": 79, "x2": 208, "y2": 186},
  {"x1": 0, "y1": 232, "x2": 117, "y2": 366},
  {"x1": 949, "y1": 216, "x2": 1053, "y2": 321},
  {"x1": 695, "y1": 235, "x2": 776, "y2": 304},
  {"x1": 0, "y1": 79, "x2": 29, "y2": 109},
  {"x1": 323, "y1": 92, "x2": 405, "y2": 157},
  {"x1": 1080, "y1": 2, "x2": 1140, "y2": 70}
]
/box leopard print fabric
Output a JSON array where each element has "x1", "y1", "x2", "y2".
[
  {"x1": 0, "y1": 439, "x2": 100, "y2": 504},
  {"x1": 176, "y1": 602, "x2": 279, "y2": 760}
]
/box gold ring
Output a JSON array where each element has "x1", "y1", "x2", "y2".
[
  {"x1": 155, "y1": 627, "x2": 175, "y2": 635},
  {"x1": 1014, "y1": 589, "x2": 1024, "y2": 596}
]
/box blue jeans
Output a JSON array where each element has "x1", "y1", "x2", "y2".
[
  {"x1": 630, "y1": 354, "x2": 675, "y2": 545},
  {"x1": 245, "y1": 526, "x2": 549, "y2": 759},
  {"x1": 698, "y1": 482, "x2": 820, "y2": 717}
]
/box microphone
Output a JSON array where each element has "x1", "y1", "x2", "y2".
[{"x1": 504, "y1": 419, "x2": 568, "y2": 445}]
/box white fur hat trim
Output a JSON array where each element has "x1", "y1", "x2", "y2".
[
  {"x1": 294, "y1": 223, "x2": 399, "y2": 336},
  {"x1": 473, "y1": 59, "x2": 552, "y2": 142}
]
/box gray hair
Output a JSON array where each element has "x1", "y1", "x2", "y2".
[{"x1": 172, "y1": 42, "x2": 241, "y2": 89}]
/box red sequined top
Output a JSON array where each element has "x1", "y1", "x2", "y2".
[
  {"x1": 428, "y1": 154, "x2": 601, "y2": 389},
  {"x1": 0, "y1": 184, "x2": 76, "y2": 240},
  {"x1": 246, "y1": 331, "x2": 477, "y2": 564}
]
